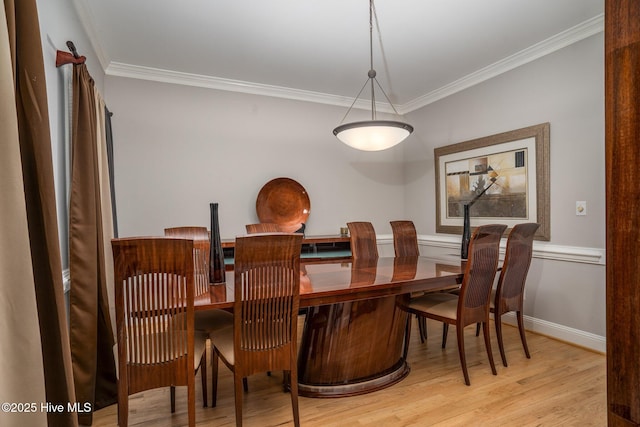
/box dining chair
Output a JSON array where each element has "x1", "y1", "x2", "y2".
[
  {"x1": 246, "y1": 222, "x2": 300, "y2": 382},
  {"x1": 390, "y1": 220, "x2": 420, "y2": 257},
  {"x1": 112, "y1": 237, "x2": 208, "y2": 426},
  {"x1": 476, "y1": 222, "x2": 540, "y2": 367},
  {"x1": 211, "y1": 233, "x2": 303, "y2": 427},
  {"x1": 164, "y1": 227, "x2": 234, "y2": 404},
  {"x1": 347, "y1": 221, "x2": 378, "y2": 259},
  {"x1": 399, "y1": 224, "x2": 506, "y2": 385},
  {"x1": 245, "y1": 223, "x2": 282, "y2": 233},
  {"x1": 389, "y1": 220, "x2": 428, "y2": 341}
]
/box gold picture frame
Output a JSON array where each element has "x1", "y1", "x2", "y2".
[{"x1": 435, "y1": 123, "x2": 550, "y2": 240}]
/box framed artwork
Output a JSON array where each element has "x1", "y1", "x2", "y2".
[{"x1": 435, "y1": 123, "x2": 550, "y2": 240}]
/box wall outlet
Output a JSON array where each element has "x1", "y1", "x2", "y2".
[{"x1": 576, "y1": 201, "x2": 587, "y2": 216}]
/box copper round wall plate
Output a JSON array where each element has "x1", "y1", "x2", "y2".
[{"x1": 256, "y1": 177, "x2": 310, "y2": 232}]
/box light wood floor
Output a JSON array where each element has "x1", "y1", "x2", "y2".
[{"x1": 92, "y1": 318, "x2": 606, "y2": 426}]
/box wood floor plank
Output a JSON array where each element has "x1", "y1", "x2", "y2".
[{"x1": 92, "y1": 317, "x2": 606, "y2": 426}]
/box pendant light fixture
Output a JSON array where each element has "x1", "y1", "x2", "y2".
[{"x1": 333, "y1": 0, "x2": 413, "y2": 151}]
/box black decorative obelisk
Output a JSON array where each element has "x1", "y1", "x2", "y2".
[
  {"x1": 460, "y1": 204, "x2": 471, "y2": 260},
  {"x1": 209, "y1": 203, "x2": 226, "y2": 284}
]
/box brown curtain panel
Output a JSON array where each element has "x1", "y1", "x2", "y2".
[
  {"x1": 2, "y1": 0, "x2": 77, "y2": 426},
  {"x1": 68, "y1": 64, "x2": 118, "y2": 425},
  {"x1": 0, "y1": 4, "x2": 46, "y2": 426}
]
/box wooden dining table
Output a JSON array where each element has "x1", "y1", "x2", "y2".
[{"x1": 194, "y1": 256, "x2": 465, "y2": 397}]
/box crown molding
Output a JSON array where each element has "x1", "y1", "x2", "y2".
[
  {"x1": 100, "y1": 14, "x2": 603, "y2": 114},
  {"x1": 400, "y1": 13, "x2": 604, "y2": 113},
  {"x1": 105, "y1": 62, "x2": 398, "y2": 113}
]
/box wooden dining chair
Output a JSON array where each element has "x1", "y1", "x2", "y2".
[
  {"x1": 390, "y1": 220, "x2": 420, "y2": 257},
  {"x1": 246, "y1": 223, "x2": 297, "y2": 383},
  {"x1": 211, "y1": 233, "x2": 303, "y2": 427},
  {"x1": 347, "y1": 221, "x2": 378, "y2": 259},
  {"x1": 112, "y1": 237, "x2": 208, "y2": 426},
  {"x1": 399, "y1": 224, "x2": 506, "y2": 385},
  {"x1": 245, "y1": 223, "x2": 282, "y2": 233},
  {"x1": 479, "y1": 222, "x2": 540, "y2": 367},
  {"x1": 164, "y1": 226, "x2": 234, "y2": 405},
  {"x1": 389, "y1": 220, "x2": 428, "y2": 340}
]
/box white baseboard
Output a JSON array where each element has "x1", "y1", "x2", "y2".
[
  {"x1": 501, "y1": 312, "x2": 605, "y2": 353},
  {"x1": 376, "y1": 234, "x2": 606, "y2": 352}
]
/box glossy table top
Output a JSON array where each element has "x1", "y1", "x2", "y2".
[{"x1": 195, "y1": 256, "x2": 465, "y2": 310}]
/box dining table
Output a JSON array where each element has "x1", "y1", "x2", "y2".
[{"x1": 194, "y1": 255, "x2": 465, "y2": 398}]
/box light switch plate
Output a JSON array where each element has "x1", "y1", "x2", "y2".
[{"x1": 576, "y1": 201, "x2": 587, "y2": 216}]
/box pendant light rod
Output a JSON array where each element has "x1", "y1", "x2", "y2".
[
  {"x1": 369, "y1": 0, "x2": 375, "y2": 120},
  {"x1": 369, "y1": 0, "x2": 374, "y2": 73},
  {"x1": 333, "y1": 0, "x2": 414, "y2": 151}
]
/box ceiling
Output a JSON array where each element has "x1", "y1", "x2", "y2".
[{"x1": 73, "y1": 0, "x2": 604, "y2": 113}]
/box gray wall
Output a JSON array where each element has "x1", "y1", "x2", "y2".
[
  {"x1": 37, "y1": 1, "x2": 606, "y2": 351},
  {"x1": 404, "y1": 33, "x2": 605, "y2": 343},
  {"x1": 104, "y1": 77, "x2": 407, "y2": 239},
  {"x1": 404, "y1": 34, "x2": 605, "y2": 249}
]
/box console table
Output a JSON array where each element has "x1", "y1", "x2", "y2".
[{"x1": 221, "y1": 235, "x2": 351, "y2": 267}]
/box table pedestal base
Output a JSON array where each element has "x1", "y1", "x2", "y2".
[
  {"x1": 297, "y1": 296, "x2": 410, "y2": 398},
  {"x1": 298, "y1": 360, "x2": 410, "y2": 398}
]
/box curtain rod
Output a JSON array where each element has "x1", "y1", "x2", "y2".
[{"x1": 56, "y1": 41, "x2": 86, "y2": 67}]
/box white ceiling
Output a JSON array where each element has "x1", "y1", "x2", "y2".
[{"x1": 73, "y1": 0, "x2": 604, "y2": 113}]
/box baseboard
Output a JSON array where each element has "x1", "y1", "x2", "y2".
[
  {"x1": 376, "y1": 234, "x2": 606, "y2": 352},
  {"x1": 500, "y1": 312, "x2": 605, "y2": 353}
]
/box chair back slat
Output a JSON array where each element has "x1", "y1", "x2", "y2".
[
  {"x1": 347, "y1": 222, "x2": 378, "y2": 259},
  {"x1": 390, "y1": 220, "x2": 420, "y2": 257}
]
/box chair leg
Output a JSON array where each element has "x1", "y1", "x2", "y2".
[
  {"x1": 200, "y1": 351, "x2": 208, "y2": 407},
  {"x1": 187, "y1": 363, "x2": 196, "y2": 427},
  {"x1": 495, "y1": 314, "x2": 508, "y2": 367},
  {"x1": 455, "y1": 324, "x2": 470, "y2": 386},
  {"x1": 242, "y1": 377, "x2": 248, "y2": 392},
  {"x1": 289, "y1": 369, "x2": 300, "y2": 427},
  {"x1": 517, "y1": 310, "x2": 531, "y2": 359},
  {"x1": 282, "y1": 370, "x2": 290, "y2": 393},
  {"x1": 170, "y1": 386, "x2": 176, "y2": 413},
  {"x1": 417, "y1": 314, "x2": 426, "y2": 343},
  {"x1": 402, "y1": 313, "x2": 412, "y2": 359},
  {"x1": 483, "y1": 321, "x2": 498, "y2": 376},
  {"x1": 211, "y1": 351, "x2": 219, "y2": 407},
  {"x1": 234, "y1": 373, "x2": 244, "y2": 427},
  {"x1": 442, "y1": 323, "x2": 449, "y2": 349},
  {"x1": 118, "y1": 387, "x2": 128, "y2": 427},
  {"x1": 475, "y1": 322, "x2": 481, "y2": 336}
]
